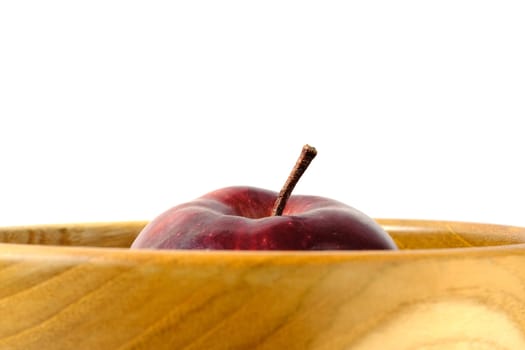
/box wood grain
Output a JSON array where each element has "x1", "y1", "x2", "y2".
[
  {"x1": 1, "y1": 219, "x2": 525, "y2": 349},
  {"x1": 0, "y1": 221, "x2": 145, "y2": 248}
]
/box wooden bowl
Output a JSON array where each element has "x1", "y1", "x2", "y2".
[{"x1": 1, "y1": 219, "x2": 525, "y2": 349}]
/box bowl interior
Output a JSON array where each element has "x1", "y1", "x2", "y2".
[{"x1": 1, "y1": 218, "x2": 525, "y2": 249}]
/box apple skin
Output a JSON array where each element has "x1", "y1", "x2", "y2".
[{"x1": 131, "y1": 186, "x2": 397, "y2": 250}]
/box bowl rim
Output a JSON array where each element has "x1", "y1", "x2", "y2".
[{"x1": 1, "y1": 218, "x2": 525, "y2": 261}]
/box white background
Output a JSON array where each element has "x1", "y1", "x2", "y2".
[{"x1": 1, "y1": 1, "x2": 524, "y2": 228}]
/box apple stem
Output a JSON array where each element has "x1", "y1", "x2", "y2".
[{"x1": 271, "y1": 144, "x2": 318, "y2": 216}]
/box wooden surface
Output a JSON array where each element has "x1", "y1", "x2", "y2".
[{"x1": 1, "y1": 219, "x2": 525, "y2": 349}]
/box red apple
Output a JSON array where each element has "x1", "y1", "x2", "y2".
[
  {"x1": 131, "y1": 145, "x2": 397, "y2": 251},
  {"x1": 131, "y1": 185, "x2": 397, "y2": 250}
]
